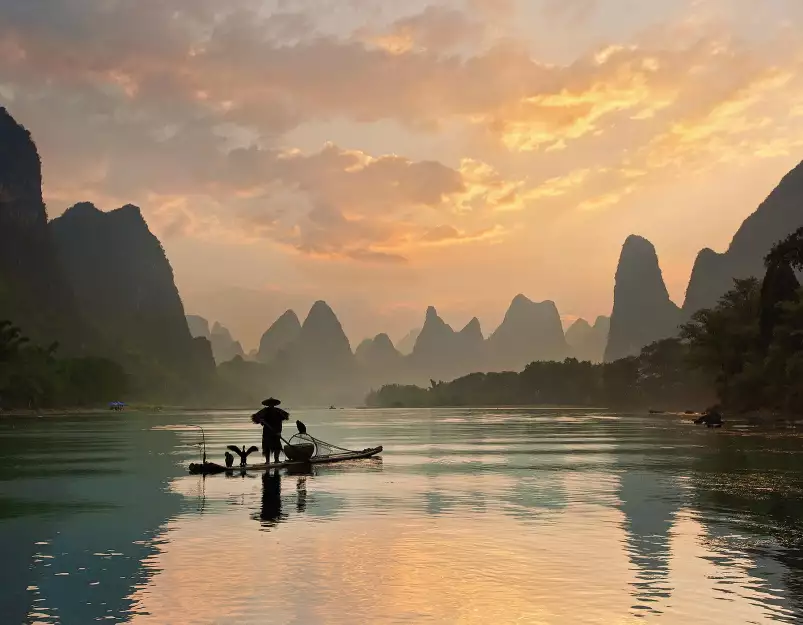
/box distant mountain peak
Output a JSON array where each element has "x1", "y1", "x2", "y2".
[
  {"x1": 459, "y1": 317, "x2": 483, "y2": 340},
  {"x1": 257, "y1": 309, "x2": 302, "y2": 363},
  {"x1": 186, "y1": 315, "x2": 211, "y2": 340},
  {"x1": 604, "y1": 235, "x2": 679, "y2": 362},
  {"x1": 568, "y1": 318, "x2": 592, "y2": 331},
  {"x1": 510, "y1": 293, "x2": 532, "y2": 308},
  {"x1": 278, "y1": 309, "x2": 300, "y2": 324},
  {"x1": 565, "y1": 316, "x2": 609, "y2": 363},
  {"x1": 396, "y1": 327, "x2": 421, "y2": 355},
  {"x1": 306, "y1": 300, "x2": 338, "y2": 324},
  {"x1": 288, "y1": 300, "x2": 354, "y2": 375},
  {"x1": 488, "y1": 294, "x2": 568, "y2": 369},
  {"x1": 373, "y1": 333, "x2": 395, "y2": 349},
  {"x1": 593, "y1": 315, "x2": 610, "y2": 329}
]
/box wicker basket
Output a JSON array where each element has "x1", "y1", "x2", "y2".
[{"x1": 283, "y1": 442, "x2": 315, "y2": 461}]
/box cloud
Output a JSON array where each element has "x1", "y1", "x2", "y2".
[
  {"x1": 356, "y1": 6, "x2": 487, "y2": 54},
  {"x1": 5, "y1": 0, "x2": 793, "y2": 153},
  {"x1": 3, "y1": 0, "x2": 803, "y2": 267},
  {"x1": 541, "y1": 0, "x2": 598, "y2": 26}
]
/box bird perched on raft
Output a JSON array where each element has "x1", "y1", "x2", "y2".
[
  {"x1": 296, "y1": 420, "x2": 307, "y2": 435},
  {"x1": 227, "y1": 445, "x2": 260, "y2": 466},
  {"x1": 224, "y1": 451, "x2": 234, "y2": 468}
]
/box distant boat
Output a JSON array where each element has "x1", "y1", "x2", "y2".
[{"x1": 109, "y1": 401, "x2": 125, "y2": 411}]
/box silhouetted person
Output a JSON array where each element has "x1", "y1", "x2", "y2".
[{"x1": 252, "y1": 397, "x2": 289, "y2": 463}]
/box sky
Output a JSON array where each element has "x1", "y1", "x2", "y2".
[{"x1": 3, "y1": 0, "x2": 803, "y2": 350}]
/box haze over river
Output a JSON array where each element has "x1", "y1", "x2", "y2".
[{"x1": 1, "y1": 408, "x2": 802, "y2": 624}]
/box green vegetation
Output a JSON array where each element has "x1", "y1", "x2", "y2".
[
  {"x1": 0, "y1": 320, "x2": 128, "y2": 409},
  {"x1": 368, "y1": 228, "x2": 803, "y2": 413},
  {"x1": 681, "y1": 226, "x2": 803, "y2": 414},
  {"x1": 365, "y1": 338, "x2": 714, "y2": 409}
]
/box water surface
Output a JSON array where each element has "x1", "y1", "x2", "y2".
[{"x1": 1, "y1": 408, "x2": 802, "y2": 624}]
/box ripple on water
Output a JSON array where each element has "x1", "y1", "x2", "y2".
[{"x1": 2, "y1": 409, "x2": 803, "y2": 624}]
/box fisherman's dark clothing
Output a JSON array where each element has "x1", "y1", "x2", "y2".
[{"x1": 254, "y1": 406, "x2": 289, "y2": 452}]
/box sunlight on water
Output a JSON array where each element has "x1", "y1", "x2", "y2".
[{"x1": 1, "y1": 408, "x2": 802, "y2": 624}]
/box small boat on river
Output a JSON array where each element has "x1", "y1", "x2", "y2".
[
  {"x1": 187, "y1": 408, "x2": 383, "y2": 475},
  {"x1": 189, "y1": 445, "x2": 383, "y2": 475}
]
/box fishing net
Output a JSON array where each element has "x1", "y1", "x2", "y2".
[{"x1": 286, "y1": 432, "x2": 358, "y2": 460}]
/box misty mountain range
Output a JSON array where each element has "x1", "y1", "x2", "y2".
[
  {"x1": 2, "y1": 103, "x2": 803, "y2": 405},
  {"x1": 193, "y1": 147, "x2": 803, "y2": 397}
]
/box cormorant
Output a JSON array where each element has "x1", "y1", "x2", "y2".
[
  {"x1": 227, "y1": 444, "x2": 260, "y2": 466},
  {"x1": 224, "y1": 451, "x2": 234, "y2": 468},
  {"x1": 296, "y1": 420, "x2": 307, "y2": 435}
]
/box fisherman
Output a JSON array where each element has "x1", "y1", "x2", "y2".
[{"x1": 252, "y1": 397, "x2": 289, "y2": 463}]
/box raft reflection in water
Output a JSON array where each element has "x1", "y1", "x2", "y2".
[{"x1": 252, "y1": 469, "x2": 311, "y2": 528}]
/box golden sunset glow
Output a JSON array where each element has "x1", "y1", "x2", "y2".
[
  {"x1": 3, "y1": 0, "x2": 803, "y2": 346},
  {"x1": 126, "y1": 471, "x2": 788, "y2": 624}
]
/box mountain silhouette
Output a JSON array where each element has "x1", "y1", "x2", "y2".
[
  {"x1": 210, "y1": 321, "x2": 245, "y2": 364},
  {"x1": 0, "y1": 107, "x2": 86, "y2": 349},
  {"x1": 257, "y1": 310, "x2": 301, "y2": 363},
  {"x1": 410, "y1": 307, "x2": 463, "y2": 379},
  {"x1": 684, "y1": 160, "x2": 803, "y2": 315},
  {"x1": 605, "y1": 236, "x2": 680, "y2": 362},
  {"x1": 456, "y1": 317, "x2": 485, "y2": 371},
  {"x1": 283, "y1": 301, "x2": 355, "y2": 391},
  {"x1": 355, "y1": 333, "x2": 401, "y2": 366},
  {"x1": 487, "y1": 295, "x2": 568, "y2": 371},
  {"x1": 356, "y1": 333, "x2": 404, "y2": 388},
  {"x1": 396, "y1": 327, "x2": 421, "y2": 355},
  {"x1": 186, "y1": 315, "x2": 210, "y2": 340},
  {"x1": 565, "y1": 316, "x2": 610, "y2": 363},
  {"x1": 50, "y1": 202, "x2": 213, "y2": 389}
]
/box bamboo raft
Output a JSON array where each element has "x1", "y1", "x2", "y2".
[{"x1": 188, "y1": 446, "x2": 383, "y2": 475}]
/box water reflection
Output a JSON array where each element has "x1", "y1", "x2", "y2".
[
  {"x1": 688, "y1": 429, "x2": 803, "y2": 622},
  {"x1": 616, "y1": 472, "x2": 679, "y2": 616},
  {"x1": 257, "y1": 471, "x2": 285, "y2": 527},
  {"x1": 2, "y1": 410, "x2": 803, "y2": 624},
  {"x1": 0, "y1": 415, "x2": 185, "y2": 624},
  {"x1": 296, "y1": 476, "x2": 308, "y2": 514}
]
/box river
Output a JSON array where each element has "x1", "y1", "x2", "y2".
[{"x1": 1, "y1": 408, "x2": 802, "y2": 624}]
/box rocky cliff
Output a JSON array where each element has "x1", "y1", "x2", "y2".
[
  {"x1": 50, "y1": 202, "x2": 212, "y2": 384},
  {"x1": 683, "y1": 160, "x2": 803, "y2": 315},
  {"x1": 487, "y1": 295, "x2": 568, "y2": 371},
  {"x1": 257, "y1": 310, "x2": 301, "y2": 363},
  {"x1": 604, "y1": 236, "x2": 680, "y2": 362},
  {"x1": 0, "y1": 107, "x2": 85, "y2": 348}
]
